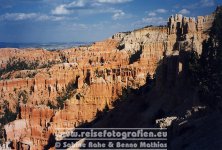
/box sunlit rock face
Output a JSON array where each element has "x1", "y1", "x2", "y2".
[{"x1": 0, "y1": 11, "x2": 214, "y2": 149}]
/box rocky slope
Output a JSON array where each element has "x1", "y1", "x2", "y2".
[
  {"x1": 0, "y1": 6, "x2": 220, "y2": 150},
  {"x1": 84, "y1": 7, "x2": 222, "y2": 150}
]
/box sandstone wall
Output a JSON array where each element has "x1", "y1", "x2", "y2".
[{"x1": 1, "y1": 11, "x2": 215, "y2": 149}]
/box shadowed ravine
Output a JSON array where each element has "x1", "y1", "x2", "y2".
[{"x1": 0, "y1": 6, "x2": 222, "y2": 150}]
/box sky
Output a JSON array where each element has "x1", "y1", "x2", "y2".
[{"x1": 0, "y1": 0, "x2": 221, "y2": 43}]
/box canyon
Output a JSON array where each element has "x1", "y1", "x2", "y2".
[{"x1": 0, "y1": 7, "x2": 220, "y2": 150}]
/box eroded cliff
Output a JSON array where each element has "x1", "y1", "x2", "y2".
[{"x1": 0, "y1": 8, "x2": 218, "y2": 150}]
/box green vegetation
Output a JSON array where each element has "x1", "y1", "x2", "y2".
[
  {"x1": 59, "y1": 53, "x2": 68, "y2": 63},
  {"x1": 0, "y1": 100, "x2": 19, "y2": 125},
  {"x1": 40, "y1": 60, "x2": 57, "y2": 68},
  {"x1": 188, "y1": 6, "x2": 222, "y2": 107},
  {"x1": 0, "y1": 58, "x2": 58, "y2": 79},
  {"x1": 0, "y1": 59, "x2": 28, "y2": 76},
  {"x1": 0, "y1": 100, "x2": 19, "y2": 144},
  {"x1": 187, "y1": 50, "x2": 200, "y2": 86},
  {"x1": 0, "y1": 58, "x2": 38, "y2": 78},
  {"x1": 144, "y1": 25, "x2": 153, "y2": 28},
  {"x1": 15, "y1": 73, "x2": 22, "y2": 78},
  {"x1": 18, "y1": 90, "x2": 28, "y2": 104},
  {"x1": 56, "y1": 80, "x2": 77, "y2": 109},
  {"x1": 27, "y1": 72, "x2": 37, "y2": 78},
  {"x1": 47, "y1": 101, "x2": 58, "y2": 109}
]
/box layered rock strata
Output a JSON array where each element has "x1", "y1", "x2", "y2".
[{"x1": 0, "y1": 12, "x2": 215, "y2": 149}]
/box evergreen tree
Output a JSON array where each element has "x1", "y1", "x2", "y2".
[
  {"x1": 189, "y1": 6, "x2": 222, "y2": 107},
  {"x1": 199, "y1": 6, "x2": 222, "y2": 106}
]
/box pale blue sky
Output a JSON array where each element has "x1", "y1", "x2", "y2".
[{"x1": 0, "y1": 0, "x2": 221, "y2": 43}]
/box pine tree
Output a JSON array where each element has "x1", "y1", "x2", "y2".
[
  {"x1": 201, "y1": 6, "x2": 222, "y2": 106},
  {"x1": 189, "y1": 6, "x2": 222, "y2": 107}
]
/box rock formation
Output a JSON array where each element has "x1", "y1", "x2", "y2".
[{"x1": 0, "y1": 8, "x2": 217, "y2": 149}]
